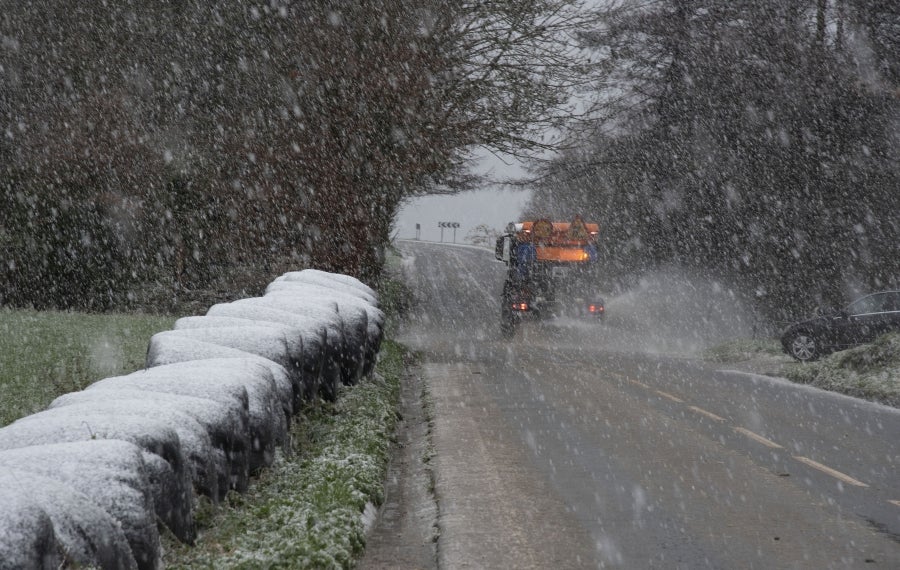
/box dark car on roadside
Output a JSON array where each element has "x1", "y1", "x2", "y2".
[{"x1": 780, "y1": 290, "x2": 900, "y2": 362}]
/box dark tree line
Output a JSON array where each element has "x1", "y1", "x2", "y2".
[
  {"x1": 526, "y1": 0, "x2": 899, "y2": 323},
  {"x1": 1, "y1": 0, "x2": 592, "y2": 310}
]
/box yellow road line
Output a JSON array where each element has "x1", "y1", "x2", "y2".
[
  {"x1": 793, "y1": 456, "x2": 869, "y2": 488},
  {"x1": 688, "y1": 405, "x2": 725, "y2": 422},
  {"x1": 628, "y1": 379, "x2": 650, "y2": 389},
  {"x1": 655, "y1": 389, "x2": 684, "y2": 403},
  {"x1": 733, "y1": 427, "x2": 783, "y2": 449}
]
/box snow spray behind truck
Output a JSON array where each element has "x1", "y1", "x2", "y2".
[{"x1": 495, "y1": 216, "x2": 605, "y2": 337}]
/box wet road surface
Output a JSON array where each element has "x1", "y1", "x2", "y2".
[{"x1": 393, "y1": 240, "x2": 900, "y2": 569}]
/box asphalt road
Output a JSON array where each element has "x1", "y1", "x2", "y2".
[{"x1": 393, "y1": 240, "x2": 900, "y2": 569}]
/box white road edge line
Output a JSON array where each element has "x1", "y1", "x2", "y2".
[
  {"x1": 793, "y1": 456, "x2": 869, "y2": 488},
  {"x1": 655, "y1": 389, "x2": 684, "y2": 403},
  {"x1": 622, "y1": 376, "x2": 875, "y2": 493},
  {"x1": 888, "y1": 500, "x2": 900, "y2": 508},
  {"x1": 733, "y1": 427, "x2": 783, "y2": 449},
  {"x1": 688, "y1": 405, "x2": 726, "y2": 422}
]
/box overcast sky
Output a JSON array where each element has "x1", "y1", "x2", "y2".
[{"x1": 393, "y1": 152, "x2": 533, "y2": 243}]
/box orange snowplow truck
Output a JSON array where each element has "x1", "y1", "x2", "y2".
[{"x1": 495, "y1": 216, "x2": 605, "y2": 337}]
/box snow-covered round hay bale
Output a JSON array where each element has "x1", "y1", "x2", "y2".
[
  {"x1": 204, "y1": 303, "x2": 329, "y2": 402},
  {"x1": 275, "y1": 269, "x2": 378, "y2": 304},
  {"x1": 85, "y1": 369, "x2": 251, "y2": 491},
  {"x1": 49, "y1": 392, "x2": 231, "y2": 501},
  {"x1": 146, "y1": 326, "x2": 301, "y2": 426},
  {"x1": 252, "y1": 292, "x2": 366, "y2": 388},
  {"x1": 0, "y1": 488, "x2": 64, "y2": 570},
  {"x1": 265, "y1": 280, "x2": 383, "y2": 335},
  {"x1": 174, "y1": 315, "x2": 314, "y2": 411},
  {"x1": 265, "y1": 281, "x2": 384, "y2": 377},
  {"x1": 211, "y1": 298, "x2": 345, "y2": 401},
  {"x1": 0, "y1": 411, "x2": 194, "y2": 543},
  {"x1": 0, "y1": 440, "x2": 160, "y2": 570},
  {"x1": 0, "y1": 470, "x2": 137, "y2": 570},
  {"x1": 97, "y1": 359, "x2": 283, "y2": 474},
  {"x1": 264, "y1": 291, "x2": 366, "y2": 388},
  {"x1": 267, "y1": 279, "x2": 383, "y2": 327},
  {"x1": 264, "y1": 286, "x2": 375, "y2": 383},
  {"x1": 144, "y1": 334, "x2": 295, "y2": 425},
  {"x1": 265, "y1": 289, "x2": 368, "y2": 385},
  {"x1": 150, "y1": 327, "x2": 297, "y2": 405}
]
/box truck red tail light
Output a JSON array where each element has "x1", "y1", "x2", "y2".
[
  {"x1": 588, "y1": 304, "x2": 604, "y2": 313},
  {"x1": 512, "y1": 302, "x2": 528, "y2": 311}
]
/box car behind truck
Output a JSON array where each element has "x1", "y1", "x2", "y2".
[{"x1": 495, "y1": 217, "x2": 605, "y2": 337}]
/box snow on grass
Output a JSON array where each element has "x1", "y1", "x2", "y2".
[
  {"x1": 705, "y1": 333, "x2": 900, "y2": 408},
  {"x1": 784, "y1": 332, "x2": 900, "y2": 407},
  {"x1": 164, "y1": 340, "x2": 404, "y2": 569}
]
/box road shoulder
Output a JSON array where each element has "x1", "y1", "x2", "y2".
[{"x1": 358, "y1": 362, "x2": 438, "y2": 569}]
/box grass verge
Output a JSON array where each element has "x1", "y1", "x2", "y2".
[
  {"x1": 700, "y1": 337, "x2": 784, "y2": 363},
  {"x1": 703, "y1": 333, "x2": 900, "y2": 408},
  {"x1": 0, "y1": 308, "x2": 175, "y2": 427},
  {"x1": 378, "y1": 246, "x2": 415, "y2": 338},
  {"x1": 164, "y1": 339, "x2": 406, "y2": 569},
  {"x1": 783, "y1": 332, "x2": 900, "y2": 407}
]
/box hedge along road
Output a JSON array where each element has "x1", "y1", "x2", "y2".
[{"x1": 391, "y1": 240, "x2": 900, "y2": 569}]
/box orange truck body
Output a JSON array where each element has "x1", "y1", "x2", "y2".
[{"x1": 507, "y1": 218, "x2": 599, "y2": 263}]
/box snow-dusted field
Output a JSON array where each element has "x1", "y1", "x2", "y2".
[{"x1": 0, "y1": 269, "x2": 382, "y2": 570}]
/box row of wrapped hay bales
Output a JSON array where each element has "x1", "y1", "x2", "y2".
[{"x1": 0, "y1": 270, "x2": 384, "y2": 570}]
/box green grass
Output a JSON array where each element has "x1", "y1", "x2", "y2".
[
  {"x1": 164, "y1": 340, "x2": 406, "y2": 569},
  {"x1": 0, "y1": 308, "x2": 176, "y2": 427}
]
